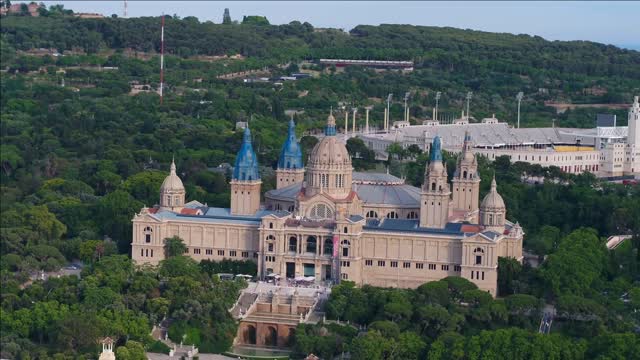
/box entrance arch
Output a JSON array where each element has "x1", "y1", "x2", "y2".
[
  {"x1": 265, "y1": 326, "x2": 278, "y2": 347},
  {"x1": 243, "y1": 324, "x2": 256, "y2": 345}
]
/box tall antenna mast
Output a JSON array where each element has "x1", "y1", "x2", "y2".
[
  {"x1": 159, "y1": 14, "x2": 165, "y2": 105},
  {"x1": 124, "y1": 0, "x2": 127, "y2": 17}
]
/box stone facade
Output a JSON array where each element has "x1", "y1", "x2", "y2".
[{"x1": 132, "y1": 112, "x2": 524, "y2": 296}]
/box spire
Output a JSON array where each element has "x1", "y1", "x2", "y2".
[
  {"x1": 233, "y1": 126, "x2": 260, "y2": 181},
  {"x1": 325, "y1": 108, "x2": 337, "y2": 136},
  {"x1": 278, "y1": 119, "x2": 303, "y2": 169},
  {"x1": 430, "y1": 136, "x2": 443, "y2": 162},
  {"x1": 170, "y1": 156, "x2": 176, "y2": 174},
  {"x1": 490, "y1": 174, "x2": 497, "y2": 192}
]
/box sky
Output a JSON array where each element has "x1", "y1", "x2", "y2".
[{"x1": 29, "y1": 1, "x2": 640, "y2": 50}]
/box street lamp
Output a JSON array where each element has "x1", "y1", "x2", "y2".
[
  {"x1": 466, "y1": 91, "x2": 473, "y2": 122},
  {"x1": 435, "y1": 91, "x2": 441, "y2": 122},
  {"x1": 516, "y1": 92, "x2": 524, "y2": 128}
]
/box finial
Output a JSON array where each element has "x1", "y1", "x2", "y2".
[
  {"x1": 170, "y1": 156, "x2": 176, "y2": 173},
  {"x1": 491, "y1": 173, "x2": 497, "y2": 191}
]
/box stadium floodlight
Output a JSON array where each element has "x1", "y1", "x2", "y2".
[
  {"x1": 516, "y1": 92, "x2": 524, "y2": 128},
  {"x1": 435, "y1": 91, "x2": 442, "y2": 122},
  {"x1": 466, "y1": 92, "x2": 473, "y2": 121}
]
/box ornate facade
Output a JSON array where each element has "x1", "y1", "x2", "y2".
[{"x1": 132, "y1": 112, "x2": 524, "y2": 295}]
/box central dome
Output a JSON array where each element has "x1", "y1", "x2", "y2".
[
  {"x1": 304, "y1": 110, "x2": 353, "y2": 199},
  {"x1": 309, "y1": 136, "x2": 351, "y2": 166}
]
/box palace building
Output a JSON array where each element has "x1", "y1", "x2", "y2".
[{"x1": 132, "y1": 112, "x2": 523, "y2": 295}]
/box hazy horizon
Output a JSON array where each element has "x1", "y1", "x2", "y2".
[{"x1": 20, "y1": 1, "x2": 640, "y2": 50}]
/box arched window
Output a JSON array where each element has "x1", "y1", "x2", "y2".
[
  {"x1": 366, "y1": 210, "x2": 378, "y2": 219},
  {"x1": 144, "y1": 227, "x2": 152, "y2": 243},
  {"x1": 269, "y1": 222, "x2": 274, "y2": 229},
  {"x1": 386, "y1": 211, "x2": 398, "y2": 219},
  {"x1": 323, "y1": 238, "x2": 333, "y2": 256},
  {"x1": 306, "y1": 236, "x2": 317, "y2": 253},
  {"x1": 463, "y1": 170, "x2": 467, "y2": 179},
  {"x1": 342, "y1": 240, "x2": 351, "y2": 257},
  {"x1": 431, "y1": 182, "x2": 436, "y2": 191},
  {"x1": 474, "y1": 247, "x2": 484, "y2": 265},
  {"x1": 488, "y1": 214, "x2": 494, "y2": 225},
  {"x1": 406, "y1": 211, "x2": 418, "y2": 219},
  {"x1": 343, "y1": 226, "x2": 348, "y2": 234},
  {"x1": 288, "y1": 236, "x2": 297, "y2": 252},
  {"x1": 308, "y1": 204, "x2": 333, "y2": 220}
]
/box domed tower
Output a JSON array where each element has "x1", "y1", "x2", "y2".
[
  {"x1": 276, "y1": 119, "x2": 305, "y2": 189},
  {"x1": 230, "y1": 127, "x2": 262, "y2": 215},
  {"x1": 452, "y1": 131, "x2": 481, "y2": 218},
  {"x1": 420, "y1": 136, "x2": 451, "y2": 228},
  {"x1": 160, "y1": 158, "x2": 186, "y2": 212},
  {"x1": 304, "y1": 110, "x2": 353, "y2": 199},
  {"x1": 479, "y1": 176, "x2": 506, "y2": 232}
]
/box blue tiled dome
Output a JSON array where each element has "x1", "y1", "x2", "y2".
[
  {"x1": 277, "y1": 119, "x2": 303, "y2": 169},
  {"x1": 233, "y1": 127, "x2": 260, "y2": 181},
  {"x1": 430, "y1": 136, "x2": 443, "y2": 162}
]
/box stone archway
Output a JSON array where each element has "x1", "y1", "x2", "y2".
[
  {"x1": 243, "y1": 324, "x2": 257, "y2": 345},
  {"x1": 264, "y1": 326, "x2": 278, "y2": 347},
  {"x1": 286, "y1": 327, "x2": 296, "y2": 346}
]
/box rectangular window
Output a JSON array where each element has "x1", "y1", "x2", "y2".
[
  {"x1": 482, "y1": 271, "x2": 485, "y2": 280},
  {"x1": 403, "y1": 262, "x2": 411, "y2": 269},
  {"x1": 140, "y1": 249, "x2": 144, "y2": 257},
  {"x1": 341, "y1": 273, "x2": 348, "y2": 280},
  {"x1": 365, "y1": 260, "x2": 373, "y2": 266},
  {"x1": 454, "y1": 265, "x2": 461, "y2": 272},
  {"x1": 378, "y1": 260, "x2": 386, "y2": 267},
  {"x1": 428, "y1": 264, "x2": 436, "y2": 270},
  {"x1": 268, "y1": 243, "x2": 274, "y2": 252},
  {"x1": 151, "y1": 249, "x2": 154, "y2": 257},
  {"x1": 229, "y1": 250, "x2": 237, "y2": 257},
  {"x1": 441, "y1": 265, "x2": 449, "y2": 271},
  {"x1": 242, "y1": 251, "x2": 249, "y2": 258},
  {"x1": 416, "y1": 263, "x2": 424, "y2": 269},
  {"x1": 390, "y1": 261, "x2": 398, "y2": 268},
  {"x1": 206, "y1": 249, "x2": 213, "y2": 255},
  {"x1": 341, "y1": 261, "x2": 350, "y2": 267},
  {"x1": 217, "y1": 250, "x2": 225, "y2": 256},
  {"x1": 194, "y1": 248, "x2": 201, "y2": 255},
  {"x1": 253, "y1": 253, "x2": 259, "y2": 259},
  {"x1": 266, "y1": 256, "x2": 275, "y2": 262}
]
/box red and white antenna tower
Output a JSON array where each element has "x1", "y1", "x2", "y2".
[
  {"x1": 123, "y1": 0, "x2": 127, "y2": 17},
  {"x1": 159, "y1": 14, "x2": 165, "y2": 104}
]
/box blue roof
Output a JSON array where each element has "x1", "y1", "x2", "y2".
[
  {"x1": 152, "y1": 207, "x2": 290, "y2": 226},
  {"x1": 364, "y1": 218, "x2": 468, "y2": 236},
  {"x1": 233, "y1": 127, "x2": 260, "y2": 181},
  {"x1": 430, "y1": 136, "x2": 443, "y2": 162},
  {"x1": 277, "y1": 119, "x2": 303, "y2": 170}
]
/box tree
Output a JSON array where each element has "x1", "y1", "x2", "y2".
[
  {"x1": 350, "y1": 330, "x2": 389, "y2": 360},
  {"x1": 24, "y1": 205, "x2": 67, "y2": 243},
  {"x1": 96, "y1": 190, "x2": 142, "y2": 252},
  {"x1": 497, "y1": 256, "x2": 523, "y2": 296},
  {"x1": 115, "y1": 341, "x2": 146, "y2": 360},
  {"x1": 163, "y1": 236, "x2": 187, "y2": 258}
]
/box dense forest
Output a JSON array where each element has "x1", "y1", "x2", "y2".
[{"x1": 1, "y1": 5, "x2": 639, "y2": 359}]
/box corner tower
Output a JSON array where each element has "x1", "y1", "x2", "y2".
[
  {"x1": 479, "y1": 176, "x2": 506, "y2": 232},
  {"x1": 159, "y1": 158, "x2": 186, "y2": 212},
  {"x1": 230, "y1": 127, "x2": 262, "y2": 215},
  {"x1": 276, "y1": 119, "x2": 305, "y2": 189},
  {"x1": 625, "y1": 96, "x2": 640, "y2": 175},
  {"x1": 420, "y1": 136, "x2": 451, "y2": 228},
  {"x1": 452, "y1": 131, "x2": 481, "y2": 218}
]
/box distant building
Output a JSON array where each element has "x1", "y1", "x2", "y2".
[
  {"x1": 360, "y1": 96, "x2": 640, "y2": 178},
  {"x1": 1, "y1": 2, "x2": 42, "y2": 16},
  {"x1": 74, "y1": 12, "x2": 104, "y2": 19},
  {"x1": 319, "y1": 59, "x2": 414, "y2": 72}
]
